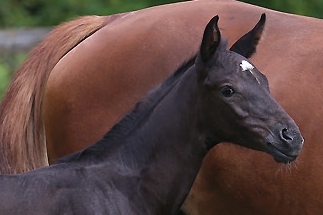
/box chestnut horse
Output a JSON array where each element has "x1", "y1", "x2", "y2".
[{"x1": 0, "y1": 0, "x2": 323, "y2": 214}]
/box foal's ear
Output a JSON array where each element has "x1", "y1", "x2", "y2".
[
  {"x1": 200, "y1": 15, "x2": 221, "y2": 62},
  {"x1": 230, "y1": 13, "x2": 266, "y2": 58}
]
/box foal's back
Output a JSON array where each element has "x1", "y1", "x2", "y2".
[
  {"x1": 0, "y1": 161, "x2": 158, "y2": 214},
  {"x1": 0, "y1": 164, "x2": 106, "y2": 214}
]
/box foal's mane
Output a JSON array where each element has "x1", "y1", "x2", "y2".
[{"x1": 58, "y1": 54, "x2": 197, "y2": 163}]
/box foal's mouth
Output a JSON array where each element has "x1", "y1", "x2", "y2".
[{"x1": 266, "y1": 142, "x2": 299, "y2": 164}]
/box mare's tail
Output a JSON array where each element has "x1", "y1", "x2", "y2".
[{"x1": 0, "y1": 16, "x2": 107, "y2": 174}]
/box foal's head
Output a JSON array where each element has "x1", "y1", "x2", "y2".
[{"x1": 195, "y1": 14, "x2": 303, "y2": 163}]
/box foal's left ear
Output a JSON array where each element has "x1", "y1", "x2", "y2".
[
  {"x1": 230, "y1": 13, "x2": 266, "y2": 58},
  {"x1": 200, "y1": 15, "x2": 221, "y2": 62}
]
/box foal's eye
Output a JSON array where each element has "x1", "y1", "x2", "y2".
[{"x1": 220, "y1": 86, "x2": 235, "y2": 97}]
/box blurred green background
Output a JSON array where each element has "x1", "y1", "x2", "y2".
[{"x1": 0, "y1": 0, "x2": 322, "y2": 98}]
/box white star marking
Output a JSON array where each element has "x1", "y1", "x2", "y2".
[{"x1": 240, "y1": 60, "x2": 260, "y2": 84}]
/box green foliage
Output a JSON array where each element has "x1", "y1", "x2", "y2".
[{"x1": 242, "y1": 0, "x2": 323, "y2": 18}]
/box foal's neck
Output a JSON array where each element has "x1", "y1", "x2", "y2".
[{"x1": 107, "y1": 68, "x2": 209, "y2": 214}]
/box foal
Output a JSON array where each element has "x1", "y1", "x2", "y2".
[{"x1": 0, "y1": 14, "x2": 303, "y2": 215}]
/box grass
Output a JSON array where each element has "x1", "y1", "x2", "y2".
[
  {"x1": 0, "y1": 62, "x2": 12, "y2": 99},
  {"x1": 0, "y1": 53, "x2": 27, "y2": 100}
]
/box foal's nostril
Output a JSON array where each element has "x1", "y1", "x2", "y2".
[{"x1": 280, "y1": 128, "x2": 293, "y2": 142}]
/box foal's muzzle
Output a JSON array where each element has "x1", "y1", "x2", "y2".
[{"x1": 265, "y1": 123, "x2": 304, "y2": 163}]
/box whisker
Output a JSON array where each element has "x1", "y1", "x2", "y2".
[
  {"x1": 274, "y1": 164, "x2": 284, "y2": 177},
  {"x1": 274, "y1": 160, "x2": 300, "y2": 177}
]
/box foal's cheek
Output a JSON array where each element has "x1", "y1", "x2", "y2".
[
  {"x1": 229, "y1": 97, "x2": 250, "y2": 119},
  {"x1": 234, "y1": 105, "x2": 249, "y2": 119}
]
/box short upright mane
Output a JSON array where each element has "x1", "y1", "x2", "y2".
[{"x1": 58, "y1": 54, "x2": 197, "y2": 163}]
